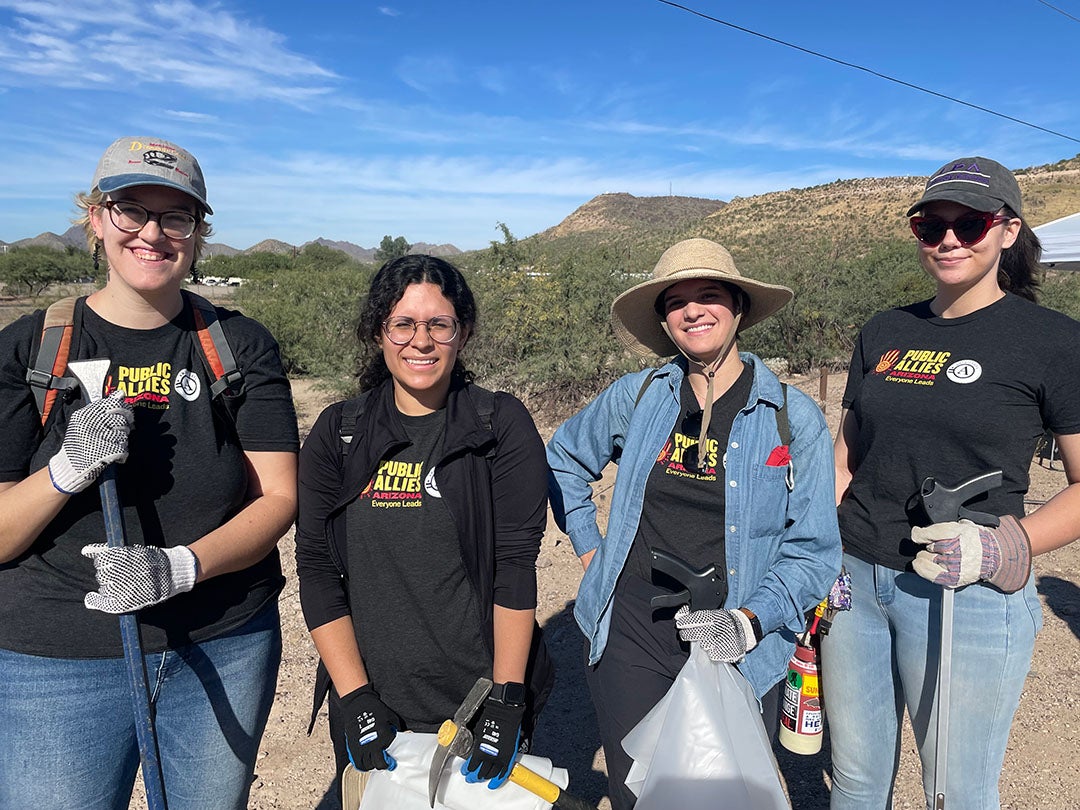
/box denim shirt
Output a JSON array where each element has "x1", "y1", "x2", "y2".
[{"x1": 547, "y1": 353, "x2": 842, "y2": 697}]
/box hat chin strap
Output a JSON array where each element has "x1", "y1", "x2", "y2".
[{"x1": 662, "y1": 312, "x2": 743, "y2": 471}]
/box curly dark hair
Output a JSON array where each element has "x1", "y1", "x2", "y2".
[{"x1": 356, "y1": 254, "x2": 478, "y2": 392}]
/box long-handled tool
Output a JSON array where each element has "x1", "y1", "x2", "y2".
[
  {"x1": 68, "y1": 360, "x2": 168, "y2": 810},
  {"x1": 918, "y1": 469, "x2": 1002, "y2": 810},
  {"x1": 427, "y1": 677, "x2": 595, "y2": 810}
]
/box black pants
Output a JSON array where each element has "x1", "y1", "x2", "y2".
[{"x1": 585, "y1": 582, "x2": 780, "y2": 810}]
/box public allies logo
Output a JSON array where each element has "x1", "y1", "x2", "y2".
[{"x1": 873, "y1": 349, "x2": 982, "y2": 387}]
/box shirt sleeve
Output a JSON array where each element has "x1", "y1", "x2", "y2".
[
  {"x1": 742, "y1": 391, "x2": 843, "y2": 635},
  {"x1": 1038, "y1": 313, "x2": 1080, "y2": 435},
  {"x1": 0, "y1": 312, "x2": 46, "y2": 482},
  {"x1": 295, "y1": 403, "x2": 350, "y2": 630},
  {"x1": 490, "y1": 394, "x2": 548, "y2": 610},
  {"x1": 545, "y1": 371, "x2": 642, "y2": 556},
  {"x1": 220, "y1": 312, "x2": 299, "y2": 453}
]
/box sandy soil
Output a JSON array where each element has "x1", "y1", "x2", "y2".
[{"x1": 132, "y1": 373, "x2": 1079, "y2": 810}]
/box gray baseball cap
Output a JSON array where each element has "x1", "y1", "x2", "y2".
[
  {"x1": 91, "y1": 136, "x2": 212, "y2": 214},
  {"x1": 906, "y1": 156, "x2": 1021, "y2": 218}
]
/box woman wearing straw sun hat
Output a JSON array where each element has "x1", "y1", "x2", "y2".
[{"x1": 547, "y1": 237, "x2": 841, "y2": 808}]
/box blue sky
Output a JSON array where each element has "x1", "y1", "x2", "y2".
[{"x1": 2, "y1": 0, "x2": 1079, "y2": 251}]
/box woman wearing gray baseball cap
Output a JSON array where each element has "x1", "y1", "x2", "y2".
[
  {"x1": 826, "y1": 156, "x2": 1080, "y2": 808},
  {"x1": 546, "y1": 237, "x2": 842, "y2": 808},
  {"x1": 0, "y1": 137, "x2": 299, "y2": 808}
]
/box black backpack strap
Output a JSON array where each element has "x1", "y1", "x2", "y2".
[
  {"x1": 27, "y1": 296, "x2": 81, "y2": 427},
  {"x1": 338, "y1": 391, "x2": 373, "y2": 456},
  {"x1": 776, "y1": 382, "x2": 791, "y2": 446},
  {"x1": 776, "y1": 383, "x2": 794, "y2": 491},
  {"x1": 184, "y1": 291, "x2": 243, "y2": 398},
  {"x1": 634, "y1": 368, "x2": 660, "y2": 408}
]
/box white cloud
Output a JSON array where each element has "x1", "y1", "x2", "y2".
[
  {"x1": 378, "y1": 6, "x2": 400, "y2": 17},
  {"x1": 163, "y1": 110, "x2": 219, "y2": 123},
  {"x1": 0, "y1": 0, "x2": 336, "y2": 103}
]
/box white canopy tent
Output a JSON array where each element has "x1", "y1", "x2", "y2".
[{"x1": 1035, "y1": 211, "x2": 1080, "y2": 272}]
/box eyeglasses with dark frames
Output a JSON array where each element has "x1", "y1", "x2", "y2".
[
  {"x1": 103, "y1": 200, "x2": 200, "y2": 240},
  {"x1": 909, "y1": 211, "x2": 1011, "y2": 248},
  {"x1": 382, "y1": 315, "x2": 460, "y2": 345}
]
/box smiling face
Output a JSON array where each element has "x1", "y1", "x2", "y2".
[
  {"x1": 89, "y1": 184, "x2": 200, "y2": 300},
  {"x1": 378, "y1": 281, "x2": 469, "y2": 414},
  {"x1": 660, "y1": 279, "x2": 740, "y2": 365},
  {"x1": 915, "y1": 200, "x2": 1021, "y2": 299}
]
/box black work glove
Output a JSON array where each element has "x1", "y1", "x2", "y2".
[
  {"x1": 340, "y1": 684, "x2": 401, "y2": 772},
  {"x1": 461, "y1": 694, "x2": 524, "y2": 789}
]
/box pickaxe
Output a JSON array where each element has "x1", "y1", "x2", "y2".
[{"x1": 427, "y1": 677, "x2": 595, "y2": 810}]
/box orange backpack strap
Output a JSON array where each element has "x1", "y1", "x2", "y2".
[
  {"x1": 27, "y1": 296, "x2": 81, "y2": 427},
  {"x1": 184, "y1": 291, "x2": 242, "y2": 398}
]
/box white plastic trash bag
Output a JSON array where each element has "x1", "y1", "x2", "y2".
[
  {"x1": 622, "y1": 645, "x2": 790, "y2": 810},
  {"x1": 357, "y1": 731, "x2": 570, "y2": 810}
]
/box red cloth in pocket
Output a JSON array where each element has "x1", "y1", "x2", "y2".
[{"x1": 765, "y1": 445, "x2": 790, "y2": 467}]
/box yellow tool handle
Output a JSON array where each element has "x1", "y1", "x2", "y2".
[{"x1": 509, "y1": 762, "x2": 561, "y2": 802}]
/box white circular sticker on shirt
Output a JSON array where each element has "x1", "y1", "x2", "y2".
[
  {"x1": 174, "y1": 368, "x2": 202, "y2": 401},
  {"x1": 424, "y1": 467, "x2": 442, "y2": 498},
  {"x1": 946, "y1": 359, "x2": 982, "y2": 384}
]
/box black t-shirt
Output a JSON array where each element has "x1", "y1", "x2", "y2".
[
  {"x1": 838, "y1": 294, "x2": 1080, "y2": 570},
  {"x1": 617, "y1": 363, "x2": 753, "y2": 632},
  {"x1": 0, "y1": 298, "x2": 299, "y2": 657},
  {"x1": 345, "y1": 409, "x2": 488, "y2": 731}
]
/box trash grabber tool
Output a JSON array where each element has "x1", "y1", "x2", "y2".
[
  {"x1": 918, "y1": 469, "x2": 1002, "y2": 810},
  {"x1": 427, "y1": 677, "x2": 595, "y2": 810},
  {"x1": 648, "y1": 548, "x2": 725, "y2": 613},
  {"x1": 67, "y1": 359, "x2": 167, "y2": 810},
  {"x1": 649, "y1": 548, "x2": 725, "y2": 611}
]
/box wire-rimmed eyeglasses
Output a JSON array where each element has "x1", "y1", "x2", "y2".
[{"x1": 382, "y1": 315, "x2": 460, "y2": 345}]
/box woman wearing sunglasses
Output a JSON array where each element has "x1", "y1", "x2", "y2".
[
  {"x1": 826, "y1": 156, "x2": 1080, "y2": 808},
  {"x1": 0, "y1": 137, "x2": 299, "y2": 808},
  {"x1": 295, "y1": 255, "x2": 553, "y2": 797}
]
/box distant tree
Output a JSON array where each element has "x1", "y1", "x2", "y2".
[
  {"x1": 0, "y1": 246, "x2": 89, "y2": 297},
  {"x1": 374, "y1": 235, "x2": 410, "y2": 264}
]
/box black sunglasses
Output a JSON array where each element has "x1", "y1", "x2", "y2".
[{"x1": 909, "y1": 211, "x2": 1010, "y2": 248}]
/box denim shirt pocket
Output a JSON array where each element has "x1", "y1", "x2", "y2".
[{"x1": 748, "y1": 463, "x2": 791, "y2": 538}]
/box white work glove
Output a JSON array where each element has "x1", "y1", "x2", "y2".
[
  {"x1": 48, "y1": 390, "x2": 133, "y2": 494},
  {"x1": 82, "y1": 544, "x2": 199, "y2": 613},
  {"x1": 674, "y1": 605, "x2": 758, "y2": 663},
  {"x1": 911, "y1": 514, "x2": 1031, "y2": 593}
]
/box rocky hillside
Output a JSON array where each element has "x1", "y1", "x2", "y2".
[
  {"x1": 522, "y1": 155, "x2": 1080, "y2": 271},
  {"x1": 536, "y1": 192, "x2": 726, "y2": 240}
]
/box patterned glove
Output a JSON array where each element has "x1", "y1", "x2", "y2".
[
  {"x1": 675, "y1": 605, "x2": 758, "y2": 663},
  {"x1": 340, "y1": 685, "x2": 401, "y2": 772},
  {"x1": 48, "y1": 390, "x2": 133, "y2": 494},
  {"x1": 912, "y1": 515, "x2": 1032, "y2": 593},
  {"x1": 82, "y1": 544, "x2": 198, "y2": 613},
  {"x1": 462, "y1": 694, "x2": 524, "y2": 789}
]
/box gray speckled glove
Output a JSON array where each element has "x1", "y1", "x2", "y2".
[
  {"x1": 48, "y1": 390, "x2": 133, "y2": 494},
  {"x1": 675, "y1": 605, "x2": 757, "y2": 663},
  {"x1": 82, "y1": 544, "x2": 198, "y2": 613}
]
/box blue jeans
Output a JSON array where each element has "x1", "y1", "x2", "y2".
[
  {"x1": 820, "y1": 553, "x2": 1040, "y2": 810},
  {"x1": 0, "y1": 603, "x2": 281, "y2": 810}
]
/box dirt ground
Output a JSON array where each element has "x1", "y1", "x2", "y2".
[{"x1": 130, "y1": 372, "x2": 1080, "y2": 810}]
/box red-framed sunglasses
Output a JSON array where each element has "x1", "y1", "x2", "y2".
[{"x1": 909, "y1": 211, "x2": 1011, "y2": 248}]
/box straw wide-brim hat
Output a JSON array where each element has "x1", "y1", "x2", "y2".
[{"x1": 611, "y1": 238, "x2": 793, "y2": 358}]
